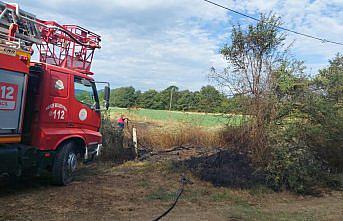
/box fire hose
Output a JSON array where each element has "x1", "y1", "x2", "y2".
[{"x1": 152, "y1": 174, "x2": 192, "y2": 221}]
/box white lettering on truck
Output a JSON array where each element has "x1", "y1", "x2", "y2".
[
  {"x1": 46, "y1": 103, "x2": 68, "y2": 120},
  {"x1": 0, "y1": 82, "x2": 18, "y2": 110}
]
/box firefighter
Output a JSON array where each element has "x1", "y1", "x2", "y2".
[{"x1": 117, "y1": 114, "x2": 128, "y2": 129}]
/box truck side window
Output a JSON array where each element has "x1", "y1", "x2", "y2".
[{"x1": 74, "y1": 77, "x2": 95, "y2": 107}]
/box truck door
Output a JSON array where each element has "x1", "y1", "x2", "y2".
[
  {"x1": 70, "y1": 76, "x2": 101, "y2": 133},
  {"x1": 44, "y1": 70, "x2": 70, "y2": 127}
]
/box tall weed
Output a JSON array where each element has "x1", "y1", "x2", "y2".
[{"x1": 137, "y1": 124, "x2": 225, "y2": 150}]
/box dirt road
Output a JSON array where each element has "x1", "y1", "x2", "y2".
[{"x1": 1, "y1": 147, "x2": 342, "y2": 221}]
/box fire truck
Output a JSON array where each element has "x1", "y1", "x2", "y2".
[{"x1": 0, "y1": 2, "x2": 110, "y2": 185}]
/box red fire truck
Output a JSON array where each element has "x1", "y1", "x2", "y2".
[{"x1": 0, "y1": 2, "x2": 110, "y2": 185}]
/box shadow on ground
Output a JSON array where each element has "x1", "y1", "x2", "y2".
[
  {"x1": 0, "y1": 173, "x2": 55, "y2": 197},
  {"x1": 0, "y1": 163, "x2": 103, "y2": 198}
]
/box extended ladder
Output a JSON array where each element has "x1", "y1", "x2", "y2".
[
  {"x1": 0, "y1": 1, "x2": 101, "y2": 74},
  {"x1": 0, "y1": 2, "x2": 41, "y2": 49}
]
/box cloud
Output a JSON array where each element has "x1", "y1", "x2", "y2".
[
  {"x1": 230, "y1": 0, "x2": 343, "y2": 65},
  {"x1": 13, "y1": 0, "x2": 230, "y2": 91},
  {"x1": 11, "y1": 0, "x2": 343, "y2": 91}
]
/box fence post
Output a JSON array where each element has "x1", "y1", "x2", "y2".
[{"x1": 132, "y1": 127, "x2": 138, "y2": 157}]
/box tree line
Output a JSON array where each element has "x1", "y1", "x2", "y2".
[{"x1": 101, "y1": 85, "x2": 242, "y2": 113}]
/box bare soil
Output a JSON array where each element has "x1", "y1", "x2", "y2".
[{"x1": 1, "y1": 146, "x2": 342, "y2": 221}]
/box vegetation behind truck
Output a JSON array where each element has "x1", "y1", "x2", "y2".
[{"x1": 0, "y1": 2, "x2": 110, "y2": 185}]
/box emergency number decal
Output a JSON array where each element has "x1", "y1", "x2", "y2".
[
  {"x1": 46, "y1": 103, "x2": 67, "y2": 120},
  {"x1": 0, "y1": 82, "x2": 18, "y2": 110},
  {"x1": 0, "y1": 46, "x2": 16, "y2": 56}
]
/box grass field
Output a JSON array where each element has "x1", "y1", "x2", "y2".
[{"x1": 109, "y1": 107, "x2": 243, "y2": 127}]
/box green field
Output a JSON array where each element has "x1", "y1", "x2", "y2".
[{"x1": 109, "y1": 107, "x2": 243, "y2": 127}]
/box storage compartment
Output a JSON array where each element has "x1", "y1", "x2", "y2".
[{"x1": 0, "y1": 69, "x2": 26, "y2": 135}]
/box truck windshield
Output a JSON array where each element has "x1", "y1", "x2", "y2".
[{"x1": 74, "y1": 77, "x2": 99, "y2": 109}]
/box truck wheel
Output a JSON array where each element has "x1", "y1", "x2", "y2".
[{"x1": 52, "y1": 142, "x2": 78, "y2": 185}]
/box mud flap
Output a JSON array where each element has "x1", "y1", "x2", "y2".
[
  {"x1": 0, "y1": 145, "x2": 19, "y2": 175},
  {"x1": 83, "y1": 144, "x2": 102, "y2": 164}
]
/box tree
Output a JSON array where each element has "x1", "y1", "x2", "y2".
[
  {"x1": 197, "y1": 85, "x2": 224, "y2": 113},
  {"x1": 211, "y1": 13, "x2": 301, "y2": 162},
  {"x1": 159, "y1": 86, "x2": 179, "y2": 110},
  {"x1": 213, "y1": 14, "x2": 288, "y2": 110},
  {"x1": 226, "y1": 94, "x2": 252, "y2": 114},
  {"x1": 137, "y1": 89, "x2": 159, "y2": 109},
  {"x1": 306, "y1": 54, "x2": 343, "y2": 170},
  {"x1": 314, "y1": 53, "x2": 343, "y2": 103},
  {"x1": 110, "y1": 86, "x2": 137, "y2": 108},
  {"x1": 176, "y1": 90, "x2": 196, "y2": 111}
]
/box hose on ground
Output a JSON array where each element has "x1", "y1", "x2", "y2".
[
  {"x1": 152, "y1": 174, "x2": 192, "y2": 221},
  {"x1": 121, "y1": 119, "x2": 192, "y2": 220}
]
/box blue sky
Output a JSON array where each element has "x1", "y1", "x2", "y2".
[{"x1": 11, "y1": 0, "x2": 343, "y2": 91}]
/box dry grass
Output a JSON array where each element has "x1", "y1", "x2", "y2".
[
  {"x1": 135, "y1": 124, "x2": 226, "y2": 150},
  {"x1": 102, "y1": 109, "x2": 240, "y2": 153},
  {"x1": 2, "y1": 159, "x2": 342, "y2": 221}
]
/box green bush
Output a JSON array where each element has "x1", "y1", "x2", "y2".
[
  {"x1": 265, "y1": 139, "x2": 324, "y2": 194},
  {"x1": 262, "y1": 54, "x2": 343, "y2": 194}
]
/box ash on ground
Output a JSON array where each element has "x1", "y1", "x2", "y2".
[{"x1": 139, "y1": 145, "x2": 264, "y2": 188}]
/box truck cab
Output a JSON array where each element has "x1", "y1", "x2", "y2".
[{"x1": 27, "y1": 63, "x2": 103, "y2": 157}]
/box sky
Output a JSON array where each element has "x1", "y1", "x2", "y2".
[{"x1": 10, "y1": 0, "x2": 343, "y2": 91}]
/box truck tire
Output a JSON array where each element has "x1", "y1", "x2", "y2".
[{"x1": 52, "y1": 142, "x2": 78, "y2": 186}]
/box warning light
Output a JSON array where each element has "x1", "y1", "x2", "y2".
[
  {"x1": 19, "y1": 55, "x2": 28, "y2": 61},
  {"x1": 19, "y1": 55, "x2": 30, "y2": 66}
]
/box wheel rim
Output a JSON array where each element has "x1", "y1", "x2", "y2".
[{"x1": 66, "y1": 152, "x2": 77, "y2": 176}]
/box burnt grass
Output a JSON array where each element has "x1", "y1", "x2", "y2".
[{"x1": 180, "y1": 149, "x2": 265, "y2": 188}]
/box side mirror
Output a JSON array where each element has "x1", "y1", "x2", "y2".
[{"x1": 104, "y1": 86, "x2": 110, "y2": 110}]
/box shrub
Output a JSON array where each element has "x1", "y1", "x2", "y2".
[
  {"x1": 264, "y1": 139, "x2": 324, "y2": 194},
  {"x1": 99, "y1": 116, "x2": 136, "y2": 162},
  {"x1": 303, "y1": 96, "x2": 343, "y2": 172}
]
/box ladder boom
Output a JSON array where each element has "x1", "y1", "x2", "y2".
[{"x1": 0, "y1": 1, "x2": 101, "y2": 74}]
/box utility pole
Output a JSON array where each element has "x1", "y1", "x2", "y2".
[{"x1": 169, "y1": 87, "x2": 174, "y2": 111}]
